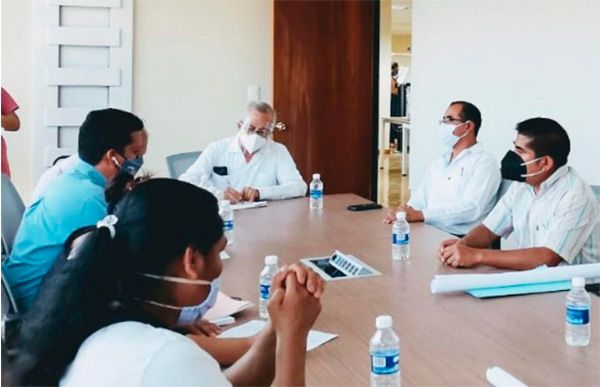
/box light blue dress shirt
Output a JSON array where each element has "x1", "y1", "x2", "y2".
[{"x1": 2, "y1": 158, "x2": 107, "y2": 311}]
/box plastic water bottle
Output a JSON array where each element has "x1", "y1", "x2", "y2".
[
  {"x1": 565, "y1": 277, "x2": 591, "y2": 346},
  {"x1": 220, "y1": 200, "x2": 234, "y2": 245},
  {"x1": 392, "y1": 212, "x2": 410, "y2": 260},
  {"x1": 370, "y1": 315, "x2": 400, "y2": 387},
  {"x1": 309, "y1": 173, "x2": 324, "y2": 210},
  {"x1": 259, "y1": 255, "x2": 279, "y2": 319}
]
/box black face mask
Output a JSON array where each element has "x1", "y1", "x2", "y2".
[{"x1": 500, "y1": 150, "x2": 527, "y2": 182}]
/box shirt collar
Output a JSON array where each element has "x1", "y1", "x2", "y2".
[
  {"x1": 74, "y1": 157, "x2": 107, "y2": 187},
  {"x1": 227, "y1": 134, "x2": 243, "y2": 153},
  {"x1": 443, "y1": 142, "x2": 483, "y2": 166},
  {"x1": 539, "y1": 164, "x2": 570, "y2": 193}
]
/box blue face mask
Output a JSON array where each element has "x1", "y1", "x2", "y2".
[
  {"x1": 138, "y1": 273, "x2": 220, "y2": 326},
  {"x1": 112, "y1": 154, "x2": 144, "y2": 176}
]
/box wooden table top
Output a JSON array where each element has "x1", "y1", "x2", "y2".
[{"x1": 221, "y1": 194, "x2": 600, "y2": 386}]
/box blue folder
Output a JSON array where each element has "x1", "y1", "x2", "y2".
[{"x1": 466, "y1": 280, "x2": 572, "y2": 298}]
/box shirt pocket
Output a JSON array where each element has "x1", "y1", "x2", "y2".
[{"x1": 440, "y1": 167, "x2": 466, "y2": 198}]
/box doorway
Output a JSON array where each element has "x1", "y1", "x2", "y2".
[
  {"x1": 272, "y1": 1, "x2": 378, "y2": 200},
  {"x1": 377, "y1": 0, "x2": 412, "y2": 208}
]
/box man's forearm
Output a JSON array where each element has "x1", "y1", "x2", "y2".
[
  {"x1": 476, "y1": 247, "x2": 562, "y2": 270},
  {"x1": 1, "y1": 113, "x2": 20, "y2": 131},
  {"x1": 462, "y1": 224, "x2": 499, "y2": 248}
]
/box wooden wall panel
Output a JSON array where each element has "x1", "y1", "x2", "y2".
[{"x1": 274, "y1": 0, "x2": 375, "y2": 198}]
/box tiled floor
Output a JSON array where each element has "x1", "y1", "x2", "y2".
[{"x1": 377, "y1": 152, "x2": 410, "y2": 209}]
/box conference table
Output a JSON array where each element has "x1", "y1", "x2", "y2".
[{"x1": 221, "y1": 194, "x2": 600, "y2": 386}]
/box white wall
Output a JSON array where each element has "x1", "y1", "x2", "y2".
[
  {"x1": 1, "y1": 0, "x2": 33, "y2": 200},
  {"x1": 1, "y1": 0, "x2": 273, "y2": 201},
  {"x1": 410, "y1": 0, "x2": 600, "y2": 189},
  {"x1": 133, "y1": 0, "x2": 273, "y2": 179}
]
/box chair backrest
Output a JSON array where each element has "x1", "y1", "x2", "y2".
[
  {"x1": 1, "y1": 175, "x2": 25, "y2": 255},
  {"x1": 166, "y1": 151, "x2": 201, "y2": 179},
  {"x1": 496, "y1": 178, "x2": 513, "y2": 202},
  {"x1": 591, "y1": 185, "x2": 600, "y2": 205},
  {"x1": 1, "y1": 272, "x2": 18, "y2": 316},
  {"x1": 2, "y1": 271, "x2": 21, "y2": 357}
]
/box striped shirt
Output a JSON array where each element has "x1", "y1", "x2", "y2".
[{"x1": 483, "y1": 165, "x2": 600, "y2": 264}]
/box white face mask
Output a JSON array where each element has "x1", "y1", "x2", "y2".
[
  {"x1": 239, "y1": 131, "x2": 267, "y2": 154},
  {"x1": 438, "y1": 122, "x2": 468, "y2": 154},
  {"x1": 138, "y1": 273, "x2": 221, "y2": 326}
]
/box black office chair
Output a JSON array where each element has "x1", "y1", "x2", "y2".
[
  {"x1": 1, "y1": 271, "x2": 21, "y2": 359},
  {"x1": 166, "y1": 151, "x2": 201, "y2": 179},
  {"x1": 1, "y1": 175, "x2": 26, "y2": 255}
]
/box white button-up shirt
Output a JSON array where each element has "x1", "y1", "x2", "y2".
[
  {"x1": 31, "y1": 153, "x2": 79, "y2": 203},
  {"x1": 179, "y1": 135, "x2": 307, "y2": 201},
  {"x1": 483, "y1": 165, "x2": 600, "y2": 265},
  {"x1": 408, "y1": 143, "x2": 501, "y2": 235}
]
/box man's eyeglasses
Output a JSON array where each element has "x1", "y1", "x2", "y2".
[
  {"x1": 245, "y1": 124, "x2": 273, "y2": 138},
  {"x1": 439, "y1": 116, "x2": 465, "y2": 125}
]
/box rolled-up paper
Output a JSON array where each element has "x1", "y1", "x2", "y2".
[
  {"x1": 486, "y1": 366, "x2": 528, "y2": 387},
  {"x1": 431, "y1": 263, "x2": 600, "y2": 294}
]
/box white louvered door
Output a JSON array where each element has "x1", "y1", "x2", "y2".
[{"x1": 32, "y1": 0, "x2": 133, "y2": 180}]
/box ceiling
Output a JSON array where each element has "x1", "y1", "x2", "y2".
[{"x1": 391, "y1": 0, "x2": 412, "y2": 35}]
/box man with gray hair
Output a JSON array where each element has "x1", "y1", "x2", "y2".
[{"x1": 180, "y1": 101, "x2": 307, "y2": 202}]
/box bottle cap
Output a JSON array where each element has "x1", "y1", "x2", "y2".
[
  {"x1": 312, "y1": 173, "x2": 321, "y2": 179},
  {"x1": 396, "y1": 211, "x2": 406, "y2": 220},
  {"x1": 265, "y1": 255, "x2": 278, "y2": 265},
  {"x1": 572, "y1": 277, "x2": 585, "y2": 288},
  {"x1": 375, "y1": 315, "x2": 393, "y2": 329}
]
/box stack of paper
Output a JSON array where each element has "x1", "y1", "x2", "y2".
[
  {"x1": 219, "y1": 320, "x2": 338, "y2": 351},
  {"x1": 204, "y1": 292, "x2": 253, "y2": 323},
  {"x1": 230, "y1": 201, "x2": 268, "y2": 211}
]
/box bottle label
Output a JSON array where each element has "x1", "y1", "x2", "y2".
[
  {"x1": 223, "y1": 220, "x2": 233, "y2": 232},
  {"x1": 310, "y1": 189, "x2": 323, "y2": 199},
  {"x1": 260, "y1": 283, "x2": 270, "y2": 301},
  {"x1": 393, "y1": 232, "x2": 409, "y2": 245},
  {"x1": 370, "y1": 349, "x2": 400, "y2": 375},
  {"x1": 566, "y1": 306, "x2": 590, "y2": 325}
]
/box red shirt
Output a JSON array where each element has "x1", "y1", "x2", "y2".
[{"x1": 2, "y1": 87, "x2": 19, "y2": 177}]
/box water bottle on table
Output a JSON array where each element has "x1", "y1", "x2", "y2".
[
  {"x1": 392, "y1": 212, "x2": 410, "y2": 260},
  {"x1": 370, "y1": 315, "x2": 401, "y2": 387},
  {"x1": 565, "y1": 277, "x2": 591, "y2": 346},
  {"x1": 309, "y1": 173, "x2": 323, "y2": 210},
  {"x1": 220, "y1": 200, "x2": 234, "y2": 245},
  {"x1": 259, "y1": 255, "x2": 279, "y2": 319}
]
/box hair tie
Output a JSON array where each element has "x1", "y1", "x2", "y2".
[{"x1": 97, "y1": 214, "x2": 118, "y2": 239}]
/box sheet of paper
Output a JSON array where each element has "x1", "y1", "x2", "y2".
[
  {"x1": 230, "y1": 201, "x2": 268, "y2": 211},
  {"x1": 219, "y1": 320, "x2": 338, "y2": 351},
  {"x1": 203, "y1": 292, "x2": 253, "y2": 321},
  {"x1": 430, "y1": 263, "x2": 600, "y2": 294},
  {"x1": 486, "y1": 366, "x2": 528, "y2": 387},
  {"x1": 209, "y1": 316, "x2": 236, "y2": 326},
  {"x1": 467, "y1": 280, "x2": 571, "y2": 298}
]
